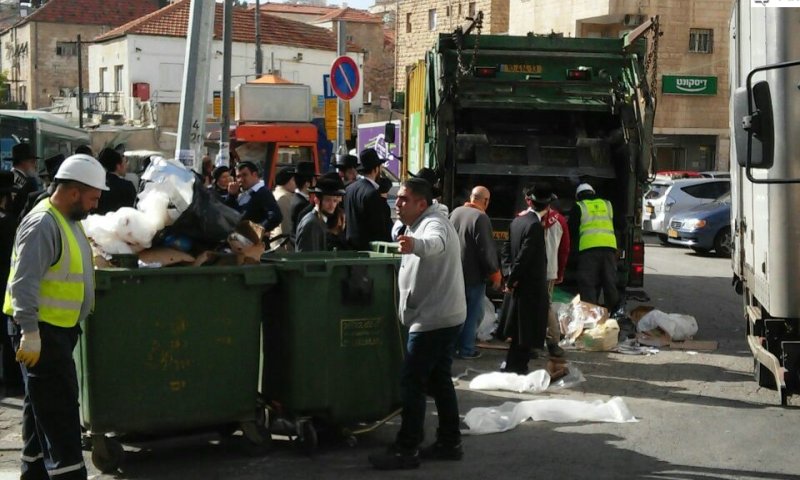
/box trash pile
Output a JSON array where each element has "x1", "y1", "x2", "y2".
[
  {"x1": 554, "y1": 295, "x2": 619, "y2": 352},
  {"x1": 83, "y1": 157, "x2": 261, "y2": 268},
  {"x1": 468, "y1": 360, "x2": 586, "y2": 394}
]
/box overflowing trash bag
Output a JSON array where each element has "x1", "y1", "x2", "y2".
[
  {"x1": 167, "y1": 177, "x2": 242, "y2": 244},
  {"x1": 637, "y1": 310, "x2": 698, "y2": 341}
]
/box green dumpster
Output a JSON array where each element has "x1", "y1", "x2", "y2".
[
  {"x1": 260, "y1": 251, "x2": 403, "y2": 443},
  {"x1": 76, "y1": 265, "x2": 276, "y2": 471}
]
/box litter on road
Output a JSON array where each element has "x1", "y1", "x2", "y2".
[
  {"x1": 468, "y1": 363, "x2": 586, "y2": 394},
  {"x1": 462, "y1": 396, "x2": 637, "y2": 435}
]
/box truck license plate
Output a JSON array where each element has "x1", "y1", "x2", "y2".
[
  {"x1": 493, "y1": 231, "x2": 509, "y2": 241},
  {"x1": 667, "y1": 228, "x2": 678, "y2": 238},
  {"x1": 499, "y1": 64, "x2": 543, "y2": 74}
]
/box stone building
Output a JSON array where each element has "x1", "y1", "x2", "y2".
[
  {"x1": 395, "y1": 0, "x2": 509, "y2": 92},
  {"x1": 508, "y1": 0, "x2": 733, "y2": 171},
  {"x1": 0, "y1": 0, "x2": 162, "y2": 109}
]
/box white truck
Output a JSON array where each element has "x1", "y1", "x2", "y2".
[{"x1": 730, "y1": 1, "x2": 800, "y2": 405}]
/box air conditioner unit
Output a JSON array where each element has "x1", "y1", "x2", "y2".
[{"x1": 623, "y1": 14, "x2": 645, "y2": 27}]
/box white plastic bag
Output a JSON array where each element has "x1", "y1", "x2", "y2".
[
  {"x1": 140, "y1": 156, "x2": 194, "y2": 214},
  {"x1": 476, "y1": 296, "x2": 497, "y2": 342},
  {"x1": 469, "y1": 370, "x2": 550, "y2": 394},
  {"x1": 579, "y1": 318, "x2": 620, "y2": 351},
  {"x1": 463, "y1": 396, "x2": 637, "y2": 435},
  {"x1": 637, "y1": 310, "x2": 698, "y2": 341}
]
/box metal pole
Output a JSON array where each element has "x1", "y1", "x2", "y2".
[
  {"x1": 336, "y1": 19, "x2": 346, "y2": 160},
  {"x1": 219, "y1": 0, "x2": 233, "y2": 167},
  {"x1": 255, "y1": 0, "x2": 263, "y2": 77},
  {"x1": 77, "y1": 34, "x2": 83, "y2": 129},
  {"x1": 176, "y1": 0, "x2": 215, "y2": 172}
]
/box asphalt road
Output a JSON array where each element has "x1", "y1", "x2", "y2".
[{"x1": 1, "y1": 236, "x2": 799, "y2": 479}]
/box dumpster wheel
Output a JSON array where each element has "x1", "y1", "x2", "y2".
[
  {"x1": 294, "y1": 419, "x2": 318, "y2": 455},
  {"x1": 240, "y1": 408, "x2": 272, "y2": 456},
  {"x1": 90, "y1": 434, "x2": 123, "y2": 473}
]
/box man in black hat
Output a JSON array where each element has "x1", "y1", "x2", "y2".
[
  {"x1": 343, "y1": 148, "x2": 392, "y2": 250},
  {"x1": 20, "y1": 154, "x2": 65, "y2": 219},
  {"x1": 0, "y1": 171, "x2": 22, "y2": 394},
  {"x1": 411, "y1": 167, "x2": 449, "y2": 215},
  {"x1": 96, "y1": 148, "x2": 137, "y2": 214},
  {"x1": 295, "y1": 175, "x2": 346, "y2": 252},
  {"x1": 289, "y1": 161, "x2": 317, "y2": 236},
  {"x1": 10, "y1": 143, "x2": 41, "y2": 220},
  {"x1": 335, "y1": 154, "x2": 359, "y2": 186}
]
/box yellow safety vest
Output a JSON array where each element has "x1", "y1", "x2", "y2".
[
  {"x1": 3, "y1": 198, "x2": 85, "y2": 328},
  {"x1": 578, "y1": 199, "x2": 617, "y2": 251}
]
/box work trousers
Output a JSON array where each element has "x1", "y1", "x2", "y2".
[
  {"x1": 11, "y1": 322, "x2": 86, "y2": 480},
  {"x1": 457, "y1": 283, "x2": 486, "y2": 357},
  {"x1": 546, "y1": 281, "x2": 561, "y2": 345},
  {"x1": 577, "y1": 248, "x2": 620, "y2": 310},
  {"x1": 396, "y1": 324, "x2": 462, "y2": 450}
]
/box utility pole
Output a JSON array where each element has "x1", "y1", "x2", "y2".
[
  {"x1": 176, "y1": 0, "x2": 215, "y2": 172},
  {"x1": 255, "y1": 0, "x2": 263, "y2": 77},
  {"x1": 77, "y1": 34, "x2": 83, "y2": 128},
  {"x1": 336, "y1": 19, "x2": 346, "y2": 161},
  {"x1": 219, "y1": 0, "x2": 233, "y2": 167}
]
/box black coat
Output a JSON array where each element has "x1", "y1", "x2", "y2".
[
  {"x1": 96, "y1": 173, "x2": 137, "y2": 215},
  {"x1": 295, "y1": 210, "x2": 327, "y2": 252},
  {"x1": 11, "y1": 170, "x2": 38, "y2": 221},
  {"x1": 343, "y1": 178, "x2": 391, "y2": 250},
  {"x1": 228, "y1": 186, "x2": 283, "y2": 232},
  {"x1": 498, "y1": 211, "x2": 549, "y2": 348},
  {"x1": 289, "y1": 193, "x2": 310, "y2": 235}
]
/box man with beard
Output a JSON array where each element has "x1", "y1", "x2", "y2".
[{"x1": 3, "y1": 153, "x2": 107, "y2": 480}]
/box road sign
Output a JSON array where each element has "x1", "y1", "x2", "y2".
[
  {"x1": 322, "y1": 74, "x2": 335, "y2": 99},
  {"x1": 329, "y1": 56, "x2": 360, "y2": 101},
  {"x1": 324, "y1": 98, "x2": 351, "y2": 141}
]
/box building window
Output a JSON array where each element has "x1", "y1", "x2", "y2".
[
  {"x1": 56, "y1": 41, "x2": 78, "y2": 57},
  {"x1": 406, "y1": 12, "x2": 412, "y2": 33},
  {"x1": 468, "y1": 2, "x2": 475, "y2": 17},
  {"x1": 99, "y1": 67, "x2": 107, "y2": 92},
  {"x1": 446, "y1": 5, "x2": 451, "y2": 16},
  {"x1": 458, "y1": 3, "x2": 462, "y2": 16},
  {"x1": 689, "y1": 28, "x2": 713, "y2": 53},
  {"x1": 114, "y1": 65, "x2": 123, "y2": 92},
  {"x1": 428, "y1": 9, "x2": 437, "y2": 30}
]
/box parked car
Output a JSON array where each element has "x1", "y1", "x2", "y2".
[
  {"x1": 667, "y1": 193, "x2": 731, "y2": 257},
  {"x1": 699, "y1": 171, "x2": 731, "y2": 179},
  {"x1": 643, "y1": 178, "x2": 730, "y2": 242},
  {"x1": 655, "y1": 170, "x2": 703, "y2": 180}
]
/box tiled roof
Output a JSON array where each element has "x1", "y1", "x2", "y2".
[
  {"x1": 7, "y1": 0, "x2": 160, "y2": 30},
  {"x1": 95, "y1": 0, "x2": 356, "y2": 52},
  {"x1": 313, "y1": 7, "x2": 383, "y2": 25},
  {"x1": 258, "y1": 4, "x2": 337, "y2": 16}
]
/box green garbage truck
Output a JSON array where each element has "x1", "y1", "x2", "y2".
[{"x1": 400, "y1": 14, "x2": 661, "y2": 292}]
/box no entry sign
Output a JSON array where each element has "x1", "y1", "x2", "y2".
[{"x1": 330, "y1": 56, "x2": 360, "y2": 101}]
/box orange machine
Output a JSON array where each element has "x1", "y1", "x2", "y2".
[{"x1": 233, "y1": 123, "x2": 320, "y2": 188}]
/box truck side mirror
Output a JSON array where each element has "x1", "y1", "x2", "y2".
[
  {"x1": 384, "y1": 122, "x2": 396, "y2": 144},
  {"x1": 741, "y1": 80, "x2": 774, "y2": 169}
]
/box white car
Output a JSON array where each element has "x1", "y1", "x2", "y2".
[
  {"x1": 642, "y1": 179, "x2": 672, "y2": 232},
  {"x1": 643, "y1": 178, "x2": 730, "y2": 242}
]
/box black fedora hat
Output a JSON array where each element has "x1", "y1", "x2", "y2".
[
  {"x1": 0, "y1": 171, "x2": 14, "y2": 193},
  {"x1": 357, "y1": 148, "x2": 385, "y2": 173},
  {"x1": 410, "y1": 167, "x2": 441, "y2": 197},
  {"x1": 311, "y1": 175, "x2": 346, "y2": 196},
  {"x1": 335, "y1": 154, "x2": 358, "y2": 170},
  {"x1": 12, "y1": 143, "x2": 38, "y2": 164},
  {"x1": 43, "y1": 154, "x2": 66, "y2": 178},
  {"x1": 295, "y1": 161, "x2": 318, "y2": 178}
]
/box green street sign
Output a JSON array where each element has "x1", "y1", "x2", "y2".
[{"x1": 662, "y1": 75, "x2": 718, "y2": 95}]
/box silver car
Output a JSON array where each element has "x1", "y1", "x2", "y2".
[{"x1": 644, "y1": 178, "x2": 730, "y2": 243}]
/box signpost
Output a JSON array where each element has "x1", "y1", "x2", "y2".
[{"x1": 330, "y1": 55, "x2": 360, "y2": 101}]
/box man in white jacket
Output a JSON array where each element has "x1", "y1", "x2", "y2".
[{"x1": 369, "y1": 178, "x2": 466, "y2": 470}]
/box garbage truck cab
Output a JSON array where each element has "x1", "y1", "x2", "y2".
[
  {"x1": 206, "y1": 83, "x2": 321, "y2": 186},
  {"x1": 729, "y1": 2, "x2": 800, "y2": 405}
]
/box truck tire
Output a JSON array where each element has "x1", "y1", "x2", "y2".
[{"x1": 714, "y1": 229, "x2": 732, "y2": 257}]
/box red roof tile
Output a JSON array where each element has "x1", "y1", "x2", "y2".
[
  {"x1": 9, "y1": 0, "x2": 160, "y2": 29},
  {"x1": 95, "y1": 0, "x2": 356, "y2": 52},
  {"x1": 313, "y1": 7, "x2": 383, "y2": 25},
  {"x1": 258, "y1": 3, "x2": 337, "y2": 16}
]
